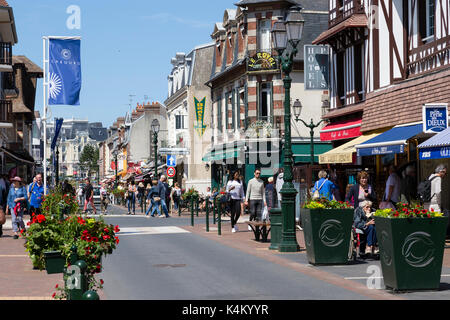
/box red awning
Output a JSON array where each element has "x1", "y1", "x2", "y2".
[{"x1": 320, "y1": 119, "x2": 362, "y2": 141}]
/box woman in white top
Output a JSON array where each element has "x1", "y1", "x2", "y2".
[
  {"x1": 425, "y1": 164, "x2": 447, "y2": 213},
  {"x1": 226, "y1": 171, "x2": 245, "y2": 233}
]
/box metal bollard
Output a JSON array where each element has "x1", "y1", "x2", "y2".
[
  {"x1": 206, "y1": 198, "x2": 209, "y2": 232},
  {"x1": 178, "y1": 199, "x2": 181, "y2": 217},
  {"x1": 66, "y1": 259, "x2": 88, "y2": 300},
  {"x1": 195, "y1": 197, "x2": 199, "y2": 217},
  {"x1": 217, "y1": 198, "x2": 222, "y2": 236},
  {"x1": 82, "y1": 290, "x2": 100, "y2": 300},
  {"x1": 213, "y1": 198, "x2": 216, "y2": 225},
  {"x1": 190, "y1": 197, "x2": 194, "y2": 227}
]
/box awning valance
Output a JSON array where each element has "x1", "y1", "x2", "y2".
[
  {"x1": 356, "y1": 123, "x2": 423, "y2": 156},
  {"x1": 418, "y1": 126, "x2": 450, "y2": 160},
  {"x1": 319, "y1": 133, "x2": 381, "y2": 164},
  {"x1": 320, "y1": 119, "x2": 362, "y2": 141},
  {"x1": 292, "y1": 142, "x2": 333, "y2": 163}
]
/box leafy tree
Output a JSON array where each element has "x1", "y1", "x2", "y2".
[{"x1": 79, "y1": 144, "x2": 99, "y2": 178}]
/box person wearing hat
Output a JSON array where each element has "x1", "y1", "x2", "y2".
[{"x1": 6, "y1": 177, "x2": 28, "y2": 239}]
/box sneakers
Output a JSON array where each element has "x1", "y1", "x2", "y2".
[
  {"x1": 248, "y1": 225, "x2": 252, "y2": 231},
  {"x1": 232, "y1": 227, "x2": 236, "y2": 233},
  {"x1": 374, "y1": 247, "x2": 380, "y2": 254},
  {"x1": 297, "y1": 225, "x2": 303, "y2": 231}
]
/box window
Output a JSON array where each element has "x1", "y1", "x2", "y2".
[
  {"x1": 419, "y1": 0, "x2": 435, "y2": 43},
  {"x1": 217, "y1": 97, "x2": 222, "y2": 132},
  {"x1": 259, "y1": 83, "x2": 272, "y2": 121},
  {"x1": 258, "y1": 19, "x2": 272, "y2": 52},
  {"x1": 354, "y1": 43, "x2": 365, "y2": 102},
  {"x1": 336, "y1": 51, "x2": 345, "y2": 106},
  {"x1": 175, "y1": 114, "x2": 185, "y2": 129}
]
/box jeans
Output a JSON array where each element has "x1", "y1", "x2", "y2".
[
  {"x1": 10, "y1": 208, "x2": 25, "y2": 233},
  {"x1": 160, "y1": 199, "x2": 169, "y2": 217},
  {"x1": 249, "y1": 200, "x2": 264, "y2": 221},
  {"x1": 128, "y1": 194, "x2": 135, "y2": 213},
  {"x1": 145, "y1": 199, "x2": 153, "y2": 215},
  {"x1": 230, "y1": 199, "x2": 241, "y2": 228},
  {"x1": 151, "y1": 200, "x2": 161, "y2": 216},
  {"x1": 365, "y1": 224, "x2": 377, "y2": 247}
]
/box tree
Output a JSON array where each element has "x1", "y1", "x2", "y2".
[{"x1": 79, "y1": 145, "x2": 99, "y2": 179}]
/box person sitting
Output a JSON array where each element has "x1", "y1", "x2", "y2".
[{"x1": 353, "y1": 200, "x2": 378, "y2": 256}]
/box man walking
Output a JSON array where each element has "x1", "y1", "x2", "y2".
[
  {"x1": 384, "y1": 165, "x2": 401, "y2": 207},
  {"x1": 157, "y1": 175, "x2": 170, "y2": 218},
  {"x1": 245, "y1": 168, "x2": 266, "y2": 222},
  {"x1": 83, "y1": 178, "x2": 97, "y2": 214},
  {"x1": 28, "y1": 174, "x2": 45, "y2": 216}
]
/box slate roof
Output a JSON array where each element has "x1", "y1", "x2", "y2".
[{"x1": 0, "y1": 0, "x2": 8, "y2": 7}]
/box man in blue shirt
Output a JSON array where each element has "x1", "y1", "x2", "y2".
[
  {"x1": 312, "y1": 170, "x2": 338, "y2": 201},
  {"x1": 157, "y1": 175, "x2": 170, "y2": 218},
  {"x1": 28, "y1": 174, "x2": 45, "y2": 215}
]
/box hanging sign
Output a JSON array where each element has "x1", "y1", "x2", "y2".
[
  {"x1": 194, "y1": 97, "x2": 207, "y2": 137},
  {"x1": 423, "y1": 104, "x2": 448, "y2": 133},
  {"x1": 304, "y1": 45, "x2": 329, "y2": 90},
  {"x1": 247, "y1": 52, "x2": 278, "y2": 73}
]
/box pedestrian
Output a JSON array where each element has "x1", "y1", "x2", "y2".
[
  {"x1": 275, "y1": 169, "x2": 284, "y2": 208},
  {"x1": 226, "y1": 171, "x2": 245, "y2": 233},
  {"x1": 171, "y1": 182, "x2": 182, "y2": 213},
  {"x1": 312, "y1": 170, "x2": 338, "y2": 201},
  {"x1": 157, "y1": 175, "x2": 170, "y2": 218},
  {"x1": 137, "y1": 182, "x2": 145, "y2": 208},
  {"x1": 245, "y1": 168, "x2": 267, "y2": 223},
  {"x1": 77, "y1": 185, "x2": 84, "y2": 206},
  {"x1": 400, "y1": 164, "x2": 417, "y2": 204},
  {"x1": 200, "y1": 186, "x2": 211, "y2": 211},
  {"x1": 83, "y1": 178, "x2": 97, "y2": 214},
  {"x1": 6, "y1": 176, "x2": 27, "y2": 239},
  {"x1": 345, "y1": 171, "x2": 377, "y2": 209},
  {"x1": 0, "y1": 175, "x2": 6, "y2": 237},
  {"x1": 383, "y1": 165, "x2": 401, "y2": 207},
  {"x1": 27, "y1": 173, "x2": 45, "y2": 216},
  {"x1": 424, "y1": 164, "x2": 447, "y2": 213},
  {"x1": 146, "y1": 179, "x2": 162, "y2": 217},
  {"x1": 265, "y1": 176, "x2": 277, "y2": 211},
  {"x1": 100, "y1": 183, "x2": 109, "y2": 214},
  {"x1": 127, "y1": 180, "x2": 137, "y2": 215}
]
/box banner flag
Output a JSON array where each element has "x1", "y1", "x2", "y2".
[
  {"x1": 51, "y1": 118, "x2": 64, "y2": 150},
  {"x1": 194, "y1": 97, "x2": 207, "y2": 137},
  {"x1": 48, "y1": 38, "x2": 81, "y2": 105}
]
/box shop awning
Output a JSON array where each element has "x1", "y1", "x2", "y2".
[
  {"x1": 202, "y1": 148, "x2": 242, "y2": 162},
  {"x1": 418, "y1": 126, "x2": 450, "y2": 160},
  {"x1": 356, "y1": 123, "x2": 423, "y2": 156},
  {"x1": 319, "y1": 133, "x2": 382, "y2": 164},
  {"x1": 292, "y1": 142, "x2": 333, "y2": 163},
  {"x1": 320, "y1": 119, "x2": 362, "y2": 141}
]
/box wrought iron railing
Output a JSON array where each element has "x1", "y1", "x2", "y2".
[{"x1": 329, "y1": 0, "x2": 365, "y2": 28}]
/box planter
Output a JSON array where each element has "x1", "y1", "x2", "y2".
[
  {"x1": 301, "y1": 208, "x2": 354, "y2": 265},
  {"x1": 44, "y1": 251, "x2": 66, "y2": 274},
  {"x1": 375, "y1": 216, "x2": 447, "y2": 291}
]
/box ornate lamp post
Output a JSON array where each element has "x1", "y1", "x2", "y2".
[
  {"x1": 112, "y1": 150, "x2": 118, "y2": 189},
  {"x1": 293, "y1": 99, "x2": 328, "y2": 165},
  {"x1": 151, "y1": 119, "x2": 160, "y2": 178},
  {"x1": 272, "y1": 6, "x2": 304, "y2": 252}
]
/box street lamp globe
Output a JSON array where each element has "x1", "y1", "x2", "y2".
[
  {"x1": 151, "y1": 119, "x2": 160, "y2": 134},
  {"x1": 272, "y1": 20, "x2": 288, "y2": 51},
  {"x1": 285, "y1": 6, "x2": 305, "y2": 44},
  {"x1": 293, "y1": 99, "x2": 302, "y2": 119}
]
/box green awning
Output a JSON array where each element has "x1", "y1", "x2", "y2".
[
  {"x1": 202, "y1": 148, "x2": 240, "y2": 162},
  {"x1": 292, "y1": 142, "x2": 333, "y2": 163}
]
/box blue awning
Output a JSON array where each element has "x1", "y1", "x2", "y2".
[
  {"x1": 418, "y1": 127, "x2": 450, "y2": 160},
  {"x1": 356, "y1": 123, "x2": 423, "y2": 156}
]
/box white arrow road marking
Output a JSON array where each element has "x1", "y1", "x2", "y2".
[{"x1": 117, "y1": 226, "x2": 190, "y2": 236}]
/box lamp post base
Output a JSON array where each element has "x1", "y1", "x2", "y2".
[{"x1": 279, "y1": 182, "x2": 300, "y2": 253}]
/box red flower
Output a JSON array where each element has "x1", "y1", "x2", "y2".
[
  {"x1": 55, "y1": 284, "x2": 59, "y2": 289},
  {"x1": 102, "y1": 235, "x2": 110, "y2": 241},
  {"x1": 100, "y1": 279, "x2": 104, "y2": 285},
  {"x1": 103, "y1": 228, "x2": 109, "y2": 233},
  {"x1": 115, "y1": 236, "x2": 120, "y2": 244},
  {"x1": 37, "y1": 215, "x2": 46, "y2": 223},
  {"x1": 114, "y1": 225, "x2": 120, "y2": 233},
  {"x1": 52, "y1": 292, "x2": 56, "y2": 298}
]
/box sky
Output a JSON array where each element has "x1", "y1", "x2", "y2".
[{"x1": 10, "y1": 0, "x2": 234, "y2": 128}]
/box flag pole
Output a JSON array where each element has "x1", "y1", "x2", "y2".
[{"x1": 43, "y1": 36, "x2": 48, "y2": 194}]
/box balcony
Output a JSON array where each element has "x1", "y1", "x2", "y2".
[{"x1": 329, "y1": 0, "x2": 366, "y2": 28}]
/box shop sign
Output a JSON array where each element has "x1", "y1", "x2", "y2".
[
  {"x1": 357, "y1": 144, "x2": 404, "y2": 157},
  {"x1": 194, "y1": 97, "x2": 207, "y2": 137},
  {"x1": 419, "y1": 146, "x2": 450, "y2": 160},
  {"x1": 423, "y1": 104, "x2": 448, "y2": 133},
  {"x1": 247, "y1": 52, "x2": 278, "y2": 73},
  {"x1": 304, "y1": 45, "x2": 329, "y2": 90}
]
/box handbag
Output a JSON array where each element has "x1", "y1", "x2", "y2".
[
  {"x1": 153, "y1": 196, "x2": 161, "y2": 202},
  {"x1": 312, "y1": 179, "x2": 327, "y2": 200},
  {"x1": 262, "y1": 205, "x2": 269, "y2": 221}
]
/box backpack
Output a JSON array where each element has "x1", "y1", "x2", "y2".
[
  {"x1": 417, "y1": 175, "x2": 438, "y2": 202},
  {"x1": 312, "y1": 179, "x2": 327, "y2": 200}
]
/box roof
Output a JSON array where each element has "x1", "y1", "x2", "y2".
[
  {"x1": 235, "y1": 0, "x2": 299, "y2": 6},
  {"x1": 13, "y1": 55, "x2": 43, "y2": 76},
  {"x1": 418, "y1": 127, "x2": 450, "y2": 149},
  {"x1": 313, "y1": 14, "x2": 368, "y2": 45},
  {"x1": 0, "y1": 0, "x2": 8, "y2": 7}
]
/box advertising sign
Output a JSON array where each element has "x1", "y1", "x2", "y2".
[
  {"x1": 194, "y1": 97, "x2": 207, "y2": 137},
  {"x1": 247, "y1": 52, "x2": 278, "y2": 73},
  {"x1": 304, "y1": 45, "x2": 329, "y2": 90},
  {"x1": 423, "y1": 104, "x2": 448, "y2": 133}
]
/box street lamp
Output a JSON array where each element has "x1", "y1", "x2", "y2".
[
  {"x1": 112, "y1": 150, "x2": 118, "y2": 189},
  {"x1": 151, "y1": 119, "x2": 160, "y2": 178},
  {"x1": 293, "y1": 99, "x2": 327, "y2": 165},
  {"x1": 272, "y1": 6, "x2": 304, "y2": 253}
]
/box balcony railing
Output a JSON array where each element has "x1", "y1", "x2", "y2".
[
  {"x1": 0, "y1": 100, "x2": 12, "y2": 123},
  {"x1": 406, "y1": 36, "x2": 450, "y2": 78},
  {"x1": 329, "y1": 0, "x2": 366, "y2": 28},
  {"x1": 0, "y1": 42, "x2": 12, "y2": 65}
]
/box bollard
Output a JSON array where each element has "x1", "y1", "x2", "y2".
[
  {"x1": 195, "y1": 197, "x2": 199, "y2": 217},
  {"x1": 67, "y1": 259, "x2": 88, "y2": 300},
  {"x1": 268, "y1": 208, "x2": 282, "y2": 250},
  {"x1": 190, "y1": 197, "x2": 194, "y2": 227},
  {"x1": 217, "y1": 198, "x2": 222, "y2": 236},
  {"x1": 82, "y1": 290, "x2": 100, "y2": 300},
  {"x1": 206, "y1": 198, "x2": 209, "y2": 232},
  {"x1": 213, "y1": 198, "x2": 217, "y2": 225},
  {"x1": 178, "y1": 199, "x2": 181, "y2": 217}
]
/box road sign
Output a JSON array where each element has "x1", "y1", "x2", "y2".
[
  {"x1": 167, "y1": 155, "x2": 176, "y2": 167},
  {"x1": 167, "y1": 166, "x2": 176, "y2": 178}
]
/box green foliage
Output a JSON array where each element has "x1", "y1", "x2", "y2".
[
  {"x1": 182, "y1": 187, "x2": 199, "y2": 201},
  {"x1": 303, "y1": 198, "x2": 353, "y2": 209},
  {"x1": 79, "y1": 144, "x2": 99, "y2": 177},
  {"x1": 374, "y1": 202, "x2": 444, "y2": 218}
]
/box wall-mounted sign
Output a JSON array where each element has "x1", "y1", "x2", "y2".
[
  {"x1": 423, "y1": 104, "x2": 448, "y2": 133},
  {"x1": 247, "y1": 52, "x2": 278, "y2": 73},
  {"x1": 194, "y1": 97, "x2": 207, "y2": 137},
  {"x1": 304, "y1": 45, "x2": 329, "y2": 90}
]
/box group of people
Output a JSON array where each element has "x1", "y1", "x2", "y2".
[
  {"x1": 311, "y1": 164, "x2": 447, "y2": 257},
  {"x1": 0, "y1": 173, "x2": 45, "y2": 239}
]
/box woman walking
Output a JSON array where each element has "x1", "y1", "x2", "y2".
[
  {"x1": 146, "y1": 180, "x2": 162, "y2": 217},
  {"x1": 171, "y1": 182, "x2": 182, "y2": 214},
  {"x1": 226, "y1": 171, "x2": 245, "y2": 233},
  {"x1": 6, "y1": 177, "x2": 27, "y2": 239},
  {"x1": 127, "y1": 180, "x2": 137, "y2": 215}
]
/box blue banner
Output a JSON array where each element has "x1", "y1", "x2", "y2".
[
  {"x1": 423, "y1": 104, "x2": 448, "y2": 133},
  {"x1": 357, "y1": 144, "x2": 404, "y2": 157},
  {"x1": 51, "y1": 118, "x2": 64, "y2": 150},
  {"x1": 419, "y1": 146, "x2": 450, "y2": 160},
  {"x1": 48, "y1": 38, "x2": 81, "y2": 105}
]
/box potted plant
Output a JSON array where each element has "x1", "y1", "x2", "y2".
[
  {"x1": 374, "y1": 203, "x2": 447, "y2": 291},
  {"x1": 301, "y1": 198, "x2": 354, "y2": 265}
]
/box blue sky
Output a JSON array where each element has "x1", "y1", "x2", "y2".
[{"x1": 10, "y1": 0, "x2": 234, "y2": 127}]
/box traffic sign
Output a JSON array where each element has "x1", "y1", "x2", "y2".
[
  {"x1": 167, "y1": 155, "x2": 176, "y2": 167},
  {"x1": 167, "y1": 166, "x2": 176, "y2": 178}
]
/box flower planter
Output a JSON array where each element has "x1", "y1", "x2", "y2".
[
  {"x1": 374, "y1": 216, "x2": 447, "y2": 291},
  {"x1": 44, "y1": 251, "x2": 66, "y2": 274},
  {"x1": 301, "y1": 208, "x2": 354, "y2": 265}
]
